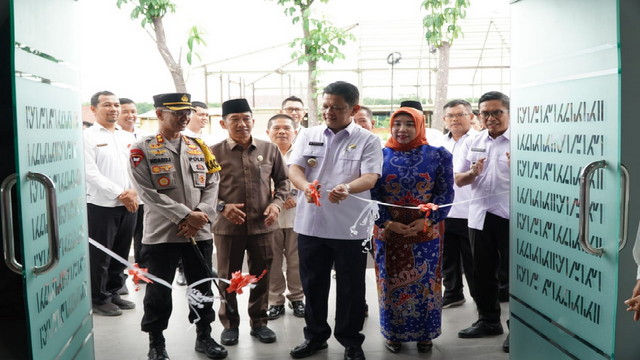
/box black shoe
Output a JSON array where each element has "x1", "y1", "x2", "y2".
[
  {"x1": 344, "y1": 346, "x2": 365, "y2": 360},
  {"x1": 290, "y1": 339, "x2": 328, "y2": 359},
  {"x1": 92, "y1": 302, "x2": 122, "y2": 316},
  {"x1": 250, "y1": 326, "x2": 276, "y2": 343},
  {"x1": 267, "y1": 305, "x2": 285, "y2": 320},
  {"x1": 289, "y1": 301, "x2": 305, "y2": 317},
  {"x1": 220, "y1": 328, "x2": 238, "y2": 346},
  {"x1": 384, "y1": 341, "x2": 401, "y2": 353},
  {"x1": 111, "y1": 297, "x2": 136, "y2": 310},
  {"x1": 148, "y1": 345, "x2": 170, "y2": 360},
  {"x1": 442, "y1": 297, "x2": 466, "y2": 309},
  {"x1": 502, "y1": 334, "x2": 510, "y2": 353},
  {"x1": 195, "y1": 337, "x2": 228, "y2": 359},
  {"x1": 417, "y1": 341, "x2": 433, "y2": 353},
  {"x1": 176, "y1": 269, "x2": 187, "y2": 286},
  {"x1": 458, "y1": 320, "x2": 504, "y2": 338}
]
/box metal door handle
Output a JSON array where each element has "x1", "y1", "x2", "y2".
[
  {"x1": 27, "y1": 172, "x2": 60, "y2": 275},
  {"x1": 619, "y1": 164, "x2": 630, "y2": 251},
  {"x1": 578, "y1": 160, "x2": 606, "y2": 255},
  {"x1": 1, "y1": 173, "x2": 22, "y2": 275}
]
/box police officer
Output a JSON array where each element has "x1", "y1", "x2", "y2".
[{"x1": 129, "y1": 93, "x2": 227, "y2": 360}]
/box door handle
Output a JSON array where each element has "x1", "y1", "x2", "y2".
[
  {"x1": 578, "y1": 160, "x2": 606, "y2": 256},
  {"x1": 619, "y1": 164, "x2": 630, "y2": 251},
  {"x1": 1, "y1": 173, "x2": 22, "y2": 275},
  {"x1": 26, "y1": 172, "x2": 60, "y2": 275}
]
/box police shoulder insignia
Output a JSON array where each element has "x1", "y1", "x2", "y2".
[{"x1": 130, "y1": 148, "x2": 145, "y2": 167}]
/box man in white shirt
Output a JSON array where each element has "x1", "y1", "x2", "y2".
[
  {"x1": 441, "y1": 100, "x2": 479, "y2": 309},
  {"x1": 84, "y1": 91, "x2": 138, "y2": 316},
  {"x1": 288, "y1": 81, "x2": 382, "y2": 360},
  {"x1": 117, "y1": 98, "x2": 147, "y2": 274},
  {"x1": 183, "y1": 101, "x2": 216, "y2": 145},
  {"x1": 455, "y1": 92, "x2": 510, "y2": 350}
]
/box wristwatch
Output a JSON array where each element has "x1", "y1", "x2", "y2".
[{"x1": 216, "y1": 202, "x2": 226, "y2": 212}]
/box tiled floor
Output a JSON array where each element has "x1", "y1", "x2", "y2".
[{"x1": 93, "y1": 266, "x2": 509, "y2": 360}]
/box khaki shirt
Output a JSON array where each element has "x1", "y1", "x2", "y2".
[
  {"x1": 210, "y1": 137, "x2": 288, "y2": 235},
  {"x1": 129, "y1": 134, "x2": 220, "y2": 244}
]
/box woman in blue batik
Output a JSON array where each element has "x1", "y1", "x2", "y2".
[{"x1": 372, "y1": 106, "x2": 454, "y2": 354}]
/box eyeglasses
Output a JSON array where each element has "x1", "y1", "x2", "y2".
[
  {"x1": 479, "y1": 110, "x2": 506, "y2": 120},
  {"x1": 162, "y1": 109, "x2": 193, "y2": 117},
  {"x1": 284, "y1": 107, "x2": 305, "y2": 113},
  {"x1": 444, "y1": 113, "x2": 469, "y2": 119}
]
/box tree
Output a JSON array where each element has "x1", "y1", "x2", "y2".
[
  {"x1": 271, "y1": 0, "x2": 355, "y2": 126},
  {"x1": 422, "y1": 0, "x2": 470, "y2": 131},
  {"x1": 116, "y1": 0, "x2": 206, "y2": 92}
]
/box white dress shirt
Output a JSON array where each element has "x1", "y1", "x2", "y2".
[
  {"x1": 84, "y1": 122, "x2": 136, "y2": 207},
  {"x1": 454, "y1": 128, "x2": 510, "y2": 230},
  {"x1": 443, "y1": 128, "x2": 479, "y2": 219},
  {"x1": 289, "y1": 121, "x2": 383, "y2": 240}
]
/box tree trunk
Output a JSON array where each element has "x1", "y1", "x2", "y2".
[
  {"x1": 307, "y1": 59, "x2": 319, "y2": 126},
  {"x1": 300, "y1": 2, "x2": 319, "y2": 127},
  {"x1": 431, "y1": 41, "x2": 450, "y2": 132},
  {"x1": 152, "y1": 17, "x2": 187, "y2": 93}
]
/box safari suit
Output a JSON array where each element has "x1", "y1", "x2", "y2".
[
  {"x1": 210, "y1": 137, "x2": 289, "y2": 329},
  {"x1": 129, "y1": 133, "x2": 220, "y2": 332}
]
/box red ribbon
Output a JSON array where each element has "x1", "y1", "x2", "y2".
[
  {"x1": 418, "y1": 203, "x2": 438, "y2": 216},
  {"x1": 226, "y1": 269, "x2": 268, "y2": 294},
  {"x1": 418, "y1": 203, "x2": 439, "y2": 232},
  {"x1": 309, "y1": 180, "x2": 321, "y2": 207},
  {"x1": 128, "y1": 263, "x2": 152, "y2": 291}
]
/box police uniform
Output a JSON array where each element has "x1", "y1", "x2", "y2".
[{"x1": 128, "y1": 102, "x2": 221, "y2": 336}]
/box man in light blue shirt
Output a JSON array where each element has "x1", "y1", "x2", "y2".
[{"x1": 288, "y1": 81, "x2": 382, "y2": 360}]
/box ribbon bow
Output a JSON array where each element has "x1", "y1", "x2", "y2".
[
  {"x1": 226, "y1": 270, "x2": 268, "y2": 294},
  {"x1": 418, "y1": 203, "x2": 439, "y2": 232},
  {"x1": 127, "y1": 263, "x2": 152, "y2": 291},
  {"x1": 308, "y1": 180, "x2": 321, "y2": 207},
  {"x1": 418, "y1": 203, "x2": 439, "y2": 217}
]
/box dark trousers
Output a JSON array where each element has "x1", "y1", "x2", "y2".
[
  {"x1": 141, "y1": 240, "x2": 216, "y2": 333},
  {"x1": 297, "y1": 234, "x2": 367, "y2": 348},
  {"x1": 132, "y1": 204, "x2": 145, "y2": 266},
  {"x1": 215, "y1": 233, "x2": 274, "y2": 329},
  {"x1": 442, "y1": 218, "x2": 475, "y2": 301},
  {"x1": 469, "y1": 212, "x2": 509, "y2": 323},
  {"x1": 87, "y1": 204, "x2": 136, "y2": 305}
]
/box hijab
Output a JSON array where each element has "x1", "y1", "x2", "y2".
[{"x1": 384, "y1": 106, "x2": 429, "y2": 151}]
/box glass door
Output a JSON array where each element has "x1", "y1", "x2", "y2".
[
  {"x1": 510, "y1": 0, "x2": 621, "y2": 358},
  {"x1": 3, "y1": 0, "x2": 95, "y2": 358}
]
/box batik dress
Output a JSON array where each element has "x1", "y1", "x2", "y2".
[{"x1": 372, "y1": 144, "x2": 454, "y2": 342}]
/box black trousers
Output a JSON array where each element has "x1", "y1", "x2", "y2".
[
  {"x1": 442, "y1": 218, "x2": 475, "y2": 301},
  {"x1": 469, "y1": 212, "x2": 509, "y2": 323},
  {"x1": 141, "y1": 240, "x2": 216, "y2": 333},
  {"x1": 132, "y1": 204, "x2": 145, "y2": 266},
  {"x1": 297, "y1": 234, "x2": 367, "y2": 348},
  {"x1": 87, "y1": 204, "x2": 136, "y2": 305}
]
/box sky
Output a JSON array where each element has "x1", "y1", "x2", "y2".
[{"x1": 78, "y1": 0, "x2": 509, "y2": 105}]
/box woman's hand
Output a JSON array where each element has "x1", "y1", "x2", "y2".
[{"x1": 385, "y1": 221, "x2": 412, "y2": 236}]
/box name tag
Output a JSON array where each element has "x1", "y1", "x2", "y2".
[
  {"x1": 96, "y1": 143, "x2": 108, "y2": 147},
  {"x1": 309, "y1": 141, "x2": 324, "y2": 146},
  {"x1": 471, "y1": 147, "x2": 486, "y2": 152}
]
